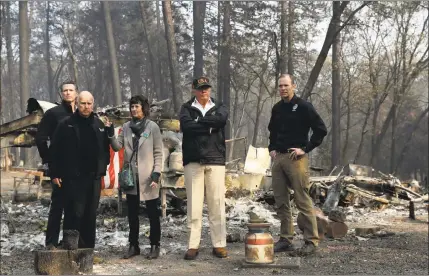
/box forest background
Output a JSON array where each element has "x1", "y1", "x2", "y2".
[{"x1": 0, "y1": 1, "x2": 427, "y2": 182}]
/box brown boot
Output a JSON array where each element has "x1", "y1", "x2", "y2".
[
  {"x1": 212, "y1": 247, "x2": 228, "y2": 258},
  {"x1": 184, "y1": 248, "x2": 199, "y2": 260},
  {"x1": 290, "y1": 241, "x2": 317, "y2": 257}
]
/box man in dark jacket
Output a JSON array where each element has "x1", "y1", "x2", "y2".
[
  {"x1": 35, "y1": 80, "x2": 77, "y2": 249},
  {"x1": 268, "y1": 74, "x2": 327, "y2": 256},
  {"x1": 49, "y1": 91, "x2": 110, "y2": 249},
  {"x1": 179, "y1": 77, "x2": 229, "y2": 260}
]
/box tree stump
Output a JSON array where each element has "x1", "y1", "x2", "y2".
[
  {"x1": 297, "y1": 207, "x2": 329, "y2": 239},
  {"x1": 34, "y1": 248, "x2": 94, "y2": 275},
  {"x1": 326, "y1": 221, "x2": 348, "y2": 239}
]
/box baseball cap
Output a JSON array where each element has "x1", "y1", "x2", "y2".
[{"x1": 192, "y1": 76, "x2": 212, "y2": 89}]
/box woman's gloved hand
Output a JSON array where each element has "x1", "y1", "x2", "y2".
[
  {"x1": 150, "y1": 172, "x2": 161, "y2": 189},
  {"x1": 151, "y1": 172, "x2": 161, "y2": 183}
]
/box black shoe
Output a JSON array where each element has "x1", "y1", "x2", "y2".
[
  {"x1": 147, "y1": 245, "x2": 160, "y2": 259},
  {"x1": 290, "y1": 241, "x2": 317, "y2": 257},
  {"x1": 274, "y1": 237, "x2": 294, "y2": 253},
  {"x1": 45, "y1": 243, "x2": 57, "y2": 250},
  {"x1": 123, "y1": 244, "x2": 140, "y2": 259},
  {"x1": 62, "y1": 230, "x2": 80, "y2": 250}
]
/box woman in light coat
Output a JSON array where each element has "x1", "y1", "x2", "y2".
[{"x1": 106, "y1": 95, "x2": 163, "y2": 259}]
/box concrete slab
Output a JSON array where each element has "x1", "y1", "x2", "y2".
[{"x1": 241, "y1": 257, "x2": 301, "y2": 269}]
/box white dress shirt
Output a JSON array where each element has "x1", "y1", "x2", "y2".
[{"x1": 191, "y1": 98, "x2": 215, "y2": 117}]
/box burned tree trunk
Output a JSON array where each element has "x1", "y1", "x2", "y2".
[
  {"x1": 155, "y1": 1, "x2": 165, "y2": 100},
  {"x1": 139, "y1": 1, "x2": 159, "y2": 99},
  {"x1": 5, "y1": 1, "x2": 15, "y2": 121},
  {"x1": 45, "y1": 1, "x2": 54, "y2": 102},
  {"x1": 331, "y1": 1, "x2": 341, "y2": 168},
  {"x1": 102, "y1": 1, "x2": 122, "y2": 106},
  {"x1": 287, "y1": 1, "x2": 294, "y2": 75},
  {"x1": 279, "y1": 1, "x2": 287, "y2": 75},
  {"x1": 219, "y1": 1, "x2": 232, "y2": 139},
  {"x1": 301, "y1": 2, "x2": 369, "y2": 100},
  {"x1": 162, "y1": 0, "x2": 181, "y2": 113},
  {"x1": 193, "y1": 1, "x2": 206, "y2": 78},
  {"x1": 19, "y1": 1, "x2": 30, "y2": 117},
  {"x1": 19, "y1": 1, "x2": 30, "y2": 165}
]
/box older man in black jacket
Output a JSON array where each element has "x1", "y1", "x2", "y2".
[
  {"x1": 179, "y1": 77, "x2": 229, "y2": 260},
  {"x1": 49, "y1": 91, "x2": 110, "y2": 249},
  {"x1": 35, "y1": 80, "x2": 78, "y2": 249}
]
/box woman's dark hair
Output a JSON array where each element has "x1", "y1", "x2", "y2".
[{"x1": 129, "y1": 95, "x2": 150, "y2": 117}]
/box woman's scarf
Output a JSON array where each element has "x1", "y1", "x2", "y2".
[{"x1": 129, "y1": 117, "x2": 147, "y2": 138}]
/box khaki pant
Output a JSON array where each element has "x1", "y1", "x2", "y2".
[
  {"x1": 271, "y1": 153, "x2": 319, "y2": 246},
  {"x1": 184, "y1": 163, "x2": 226, "y2": 249}
]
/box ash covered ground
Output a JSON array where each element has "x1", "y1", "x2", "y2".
[{"x1": 1, "y1": 191, "x2": 428, "y2": 275}]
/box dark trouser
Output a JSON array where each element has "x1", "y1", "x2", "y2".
[
  {"x1": 271, "y1": 153, "x2": 319, "y2": 246},
  {"x1": 45, "y1": 182, "x2": 64, "y2": 246},
  {"x1": 62, "y1": 175, "x2": 101, "y2": 249},
  {"x1": 126, "y1": 187, "x2": 161, "y2": 246}
]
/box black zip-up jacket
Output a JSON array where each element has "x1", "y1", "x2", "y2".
[
  {"x1": 49, "y1": 111, "x2": 110, "y2": 179},
  {"x1": 179, "y1": 97, "x2": 228, "y2": 166},
  {"x1": 268, "y1": 95, "x2": 327, "y2": 153},
  {"x1": 35, "y1": 101, "x2": 74, "y2": 165}
]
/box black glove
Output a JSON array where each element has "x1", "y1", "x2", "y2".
[
  {"x1": 106, "y1": 124, "x2": 115, "y2": 137},
  {"x1": 151, "y1": 172, "x2": 161, "y2": 184}
]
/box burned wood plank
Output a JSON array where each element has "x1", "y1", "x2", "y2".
[
  {"x1": 355, "y1": 226, "x2": 381, "y2": 236},
  {"x1": 322, "y1": 176, "x2": 344, "y2": 214},
  {"x1": 0, "y1": 111, "x2": 43, "y2": 136},
  {"x1": 344, "y1": 185, "x2": 390, "y2": 204}
]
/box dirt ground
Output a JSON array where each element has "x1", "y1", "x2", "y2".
[
  {"x1": 1, "y1": 171, "x2": 428, "y2": 275},
  {"x1": 1, "y1": 216, "x2": 428, "y2": 275}
]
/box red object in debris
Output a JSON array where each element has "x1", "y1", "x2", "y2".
[{"x1": 101, "y1": 128, "x2": 125, "y2": 189}]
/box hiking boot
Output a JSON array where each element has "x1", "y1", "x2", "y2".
[
  {"x1": 147, "y1": 245, "x2": 160, "y2": 259},
  {"x1": 123, "y1": 244, "x2": 140, "y2": 259},
  {"x1": 290, "y1": 241, "x2": 317, "y2": 257},
  {"x1": 274, "y1": 237, "x2": 294, "y2": 253},
  {"x1": 184, "y1": 249, "x2": 199, "y2": 260},
  {"x1": 212, "y1": 247, "x2": 228, "y2": 258}
]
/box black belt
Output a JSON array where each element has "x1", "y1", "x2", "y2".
[{"x1": 278, "y1": 149, "x2": 295, "y2": 154}]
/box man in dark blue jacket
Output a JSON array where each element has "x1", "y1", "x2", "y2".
[
  {"x1": 179, "y1": 77, "x2": 229, "y2": 260},
  {"x1": 268, "y1": 74, "x2": 327, "y2": 256},
  {"x1": 35, "y1": 80, "x2": 77, "y2": 249}
]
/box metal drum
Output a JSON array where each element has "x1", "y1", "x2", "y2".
[{"x1": 245, "y1": 222, "x2": 274, "y2": 264}]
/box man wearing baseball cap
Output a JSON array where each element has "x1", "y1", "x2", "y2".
[{"x1": 179, "y1": 76, "x2": 229, "y2": 260}]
